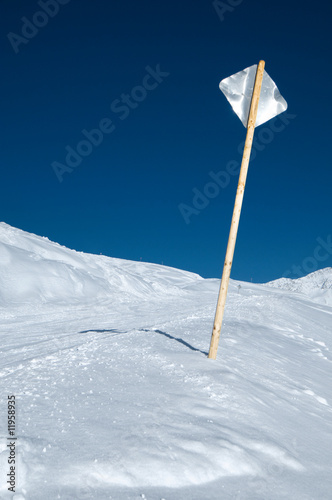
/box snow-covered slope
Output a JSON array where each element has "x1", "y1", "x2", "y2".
[
  {"x1": 0, "y1": 222, "x2": 202, "y2": 309},
  {"x1": 0, "y1": 223, "x2": 331, "y2": 500},
  {"x1": 267, "y1": 268, "x2": 332, "y2": 306}
]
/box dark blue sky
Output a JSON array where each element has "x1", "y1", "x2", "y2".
[{"x1": 1, "y1": 0, "x2": 331, "y2": 282}]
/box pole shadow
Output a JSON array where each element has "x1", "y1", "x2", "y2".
[{"x1": 152, "y1": 329, "x2": 208, "y2": 355}]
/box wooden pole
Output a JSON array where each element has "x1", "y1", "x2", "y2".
[{"x1": 208, "y1": 60, "x2": 265, "y2": 360}]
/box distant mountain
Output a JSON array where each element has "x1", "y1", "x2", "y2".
[{"x1": 267, "y1": 268, "x2": 332, "y2": 306}]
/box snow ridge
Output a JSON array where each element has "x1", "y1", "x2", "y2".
[{"x1": 0, "y1": 222, "x2": 202, "y2": 308}]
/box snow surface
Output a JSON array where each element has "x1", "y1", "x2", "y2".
[{"x1": 0, "y1": 222, "x2": 331, "y2": 500}]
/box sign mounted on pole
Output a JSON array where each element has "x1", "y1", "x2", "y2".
[
  {"x1": 208, "y1": 61, "x2": 288, "y2": 360},
  {"x1": 219, "y1": 63, "x2": 288, "y2": 128}
]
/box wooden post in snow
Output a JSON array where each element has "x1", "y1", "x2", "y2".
[{"x1": 208, "y1": 60, "x2": 265, "y2": 360}]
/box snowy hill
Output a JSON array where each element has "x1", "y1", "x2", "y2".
[
  {"x1": 0, "y1": 222, "x2": 202, "y2": 309},
  {"x1": 267, "y1": 268, "x2": 332, "y2": 307},
  {"x1": 0, "y1": 223, "x2": 331, "y2": 500}
]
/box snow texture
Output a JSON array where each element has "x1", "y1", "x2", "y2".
[{"x1": 0, "y1": 222, "x2": 331, "y2": 499}]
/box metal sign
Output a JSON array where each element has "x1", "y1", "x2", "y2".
[{"x1": 219, "y1": 64, "x2": 288, "y2": 128}]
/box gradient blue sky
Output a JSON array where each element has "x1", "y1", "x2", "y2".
[{"x1": 1, "y1": 0, "x2": 331, "y2": 282}]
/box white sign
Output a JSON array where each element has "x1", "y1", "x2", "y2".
[{"x1": 219, "y1": 64, "x2": 288, "y2": 128}]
